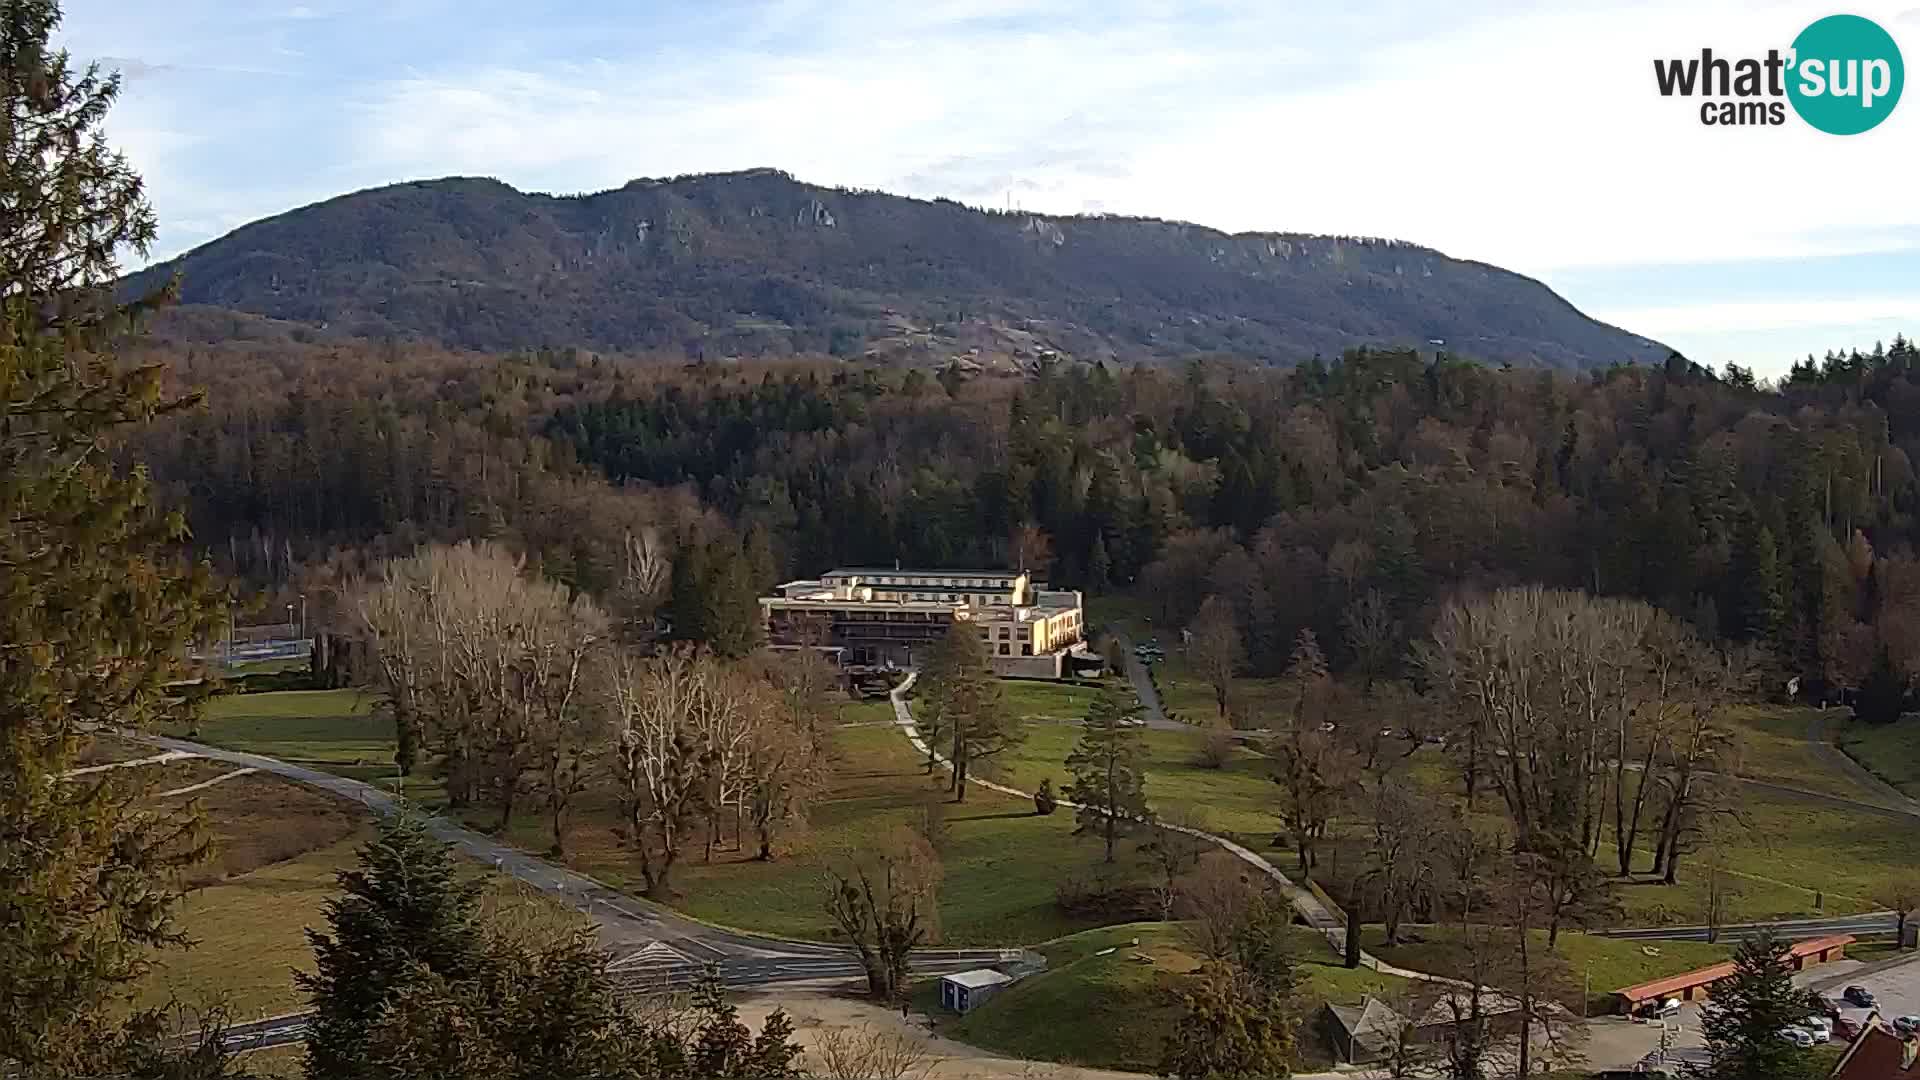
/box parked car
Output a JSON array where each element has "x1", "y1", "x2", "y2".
[
  {"x1": 1845, "y1": 986, "x2": 1878, "y2": 1008},
  {"x1": 1802, "y1": 1016, "x2": 1832, "y2": 1043},
  {"x1": 1894, "y1": 1016, "x2": 1920, "y2": 1036},
  {"x1": 1835, "y1": 1016, "x2": 1864, "y2": 1041},
  {"x1": 1636, "y1": 998, "x2": 1683, "y2": 1021},
  {"x1": 1778, "y1": 1027, "x2": 1816, "y2": 1048},
  {"x1": 1812, "y1": 991, "x2": 1840, "y2": 1018}
]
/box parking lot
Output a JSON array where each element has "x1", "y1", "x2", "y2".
[
  {"x1": 1584, "y1": 951, "x2": 1920, "y2": 1072},
  {"x1": 1813, "y1": 951, "x2": 1920, "y2": 1029}
]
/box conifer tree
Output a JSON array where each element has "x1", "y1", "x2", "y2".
[
  {"x1": 299, "y1": 816, "x2": 486, "y2": 1079},
  {"x1": 1697, "y1": 934, "x2": 1821, "y2": 1080},
  {"x1": 2, "y1": 3, "x2": 225, "y2": 1073},
  {"x1": 1063, "y1": 689, "x2": 1150, "y2": 861}
]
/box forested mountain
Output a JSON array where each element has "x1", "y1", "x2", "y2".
[
  {"x1": 128, "y1": 169, "x2": 1666, "y2": 370},
  {"x1": 133, "y1": 332, "x2": 1920, "y2": 695}
]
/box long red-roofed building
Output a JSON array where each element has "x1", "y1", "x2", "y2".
[{"x1": 1610, "y1": 935, "x2": 1855, "y2": 1015}]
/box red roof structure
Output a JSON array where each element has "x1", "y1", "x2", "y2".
[
  {"x1": 1831, "y1": 1015, "x2": 1920, "y2": 1079},
  {"x1": 1611, "y1": 935, "x2": 1854, "y2": 1013}
]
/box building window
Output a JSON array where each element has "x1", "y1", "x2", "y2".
[
  {"x1": 998, "y1": 644, "x2": 1010, "y2": 655},
  {"x1": 1020, "y1": 644, "x2": 1032, "y2": 656}
]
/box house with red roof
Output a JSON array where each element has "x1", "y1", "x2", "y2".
[{"x1": 1830, "y1": 1014, "x2": 1920, "y2": 1079}]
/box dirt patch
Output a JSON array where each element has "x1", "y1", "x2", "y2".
[
  {"x1": 180, "y1": 773, "x2": 361, "y2": 884},
  {"x1": 733, "y1": 990, "x2": 1153, "y2": 1080},
  {"x1": 74, "y1": 733, "x2": 167, "y2": 765}
]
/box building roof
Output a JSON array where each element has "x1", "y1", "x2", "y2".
[
  {"x1": 827, "y1": 568, "x2": 1025, "y2": 579},
  {"x1": 940, "y1": 968, "x2": 1015, "y2": 989},
  {"x1": 1614, "y1": 935, "x2": 1854, "y2": 1004},
  {"x1": 1326, "y1": 997, "x2": 1407, "y2": 1055},
  {"x1": 1832, "y1": 1015, "x2": 1920, "y2": 1079}
]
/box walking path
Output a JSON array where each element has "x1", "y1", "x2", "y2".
[
  {"x1": 62, "y1": 750, "x2": 199, "y2": 777},
  {"x1": 116, "y1": 729, "x2": 1015, "y2": 984},
  {"x1": 155, "y1": 767, "x2": 259, "y2": 798},
  {"x1": 1806, "y1": 710, "x2": 1920, "y2": 814},
  {"x1": 887, "y1": 674, "x2": 1446, "y2": 984}
]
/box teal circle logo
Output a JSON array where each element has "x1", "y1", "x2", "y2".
[{"x1": 1787, "y1": 14, "x2": 1903, "y2": 134}]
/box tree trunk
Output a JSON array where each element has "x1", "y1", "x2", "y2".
[
  {"x1": 497, "y1": 783, "x2": 516, "y2": 833},
  {"x1": 1345, "y1": 903, "x2": 1362, "y2": 969}
]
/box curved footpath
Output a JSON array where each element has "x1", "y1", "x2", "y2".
[{"x1": 885, "y1": 675, "x2": 1447, "y2": 985}]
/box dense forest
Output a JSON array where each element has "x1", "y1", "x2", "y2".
[{"x1": 129, "y1": 330, "x2": 1920, "y2": 694}]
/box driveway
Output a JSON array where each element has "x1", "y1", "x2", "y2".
[{"x1": 1103, "y1": 625, "x2": 1186, "y2": 731}]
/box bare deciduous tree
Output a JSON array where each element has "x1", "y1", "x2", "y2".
[
  {"x1": 1359, "y1": 782, "x2": 1440, "y2": 945},
  {"x1": 606, "y1": 645, "x2": 716, "y2": 897},
  {"x1": 1188, "y1": 595, "x2": 1243, "y2": 722},
  {"x1": 808, "y1": 1024, "x2": 933, "y2": 1080},
  {"x1": 1270, "y1": 726, "x2": 1353, "y2": 873},
  {"x1": 1341, "y1": 587, "x2": 1399, "y2": 691},
  {"x1": 824, "y1": 828, "x2": 941, "y2": 1002}
]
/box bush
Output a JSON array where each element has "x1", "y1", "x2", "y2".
[
  {"x1": 1034, "y1": 778, "x2": 1059, "y2": 816},
  {"x1": 1195, "y1": 727, "x2": 1233, "y2": 769},
  {"x1": 1055, "y1": 873, "x2": 1161, "y2": 921}
]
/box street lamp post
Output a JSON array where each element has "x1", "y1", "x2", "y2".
[
  {"x1": 298, "y1": 593, "x2": 307, "y2": 640},
  {"x1": 286, "y1": 602, "x2": 295, "y2": 641}
]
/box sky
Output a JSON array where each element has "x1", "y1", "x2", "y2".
[{"x1": 59, "y1": 0, "x2": 1920, "y2": 377}]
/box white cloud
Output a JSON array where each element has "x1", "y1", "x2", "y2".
[{"x1": 348, "y1": 0, "x2": 1920, "y2": 274}]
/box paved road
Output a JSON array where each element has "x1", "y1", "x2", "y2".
[
  {"x1": 125, "y1": 730, "x2": 1025, "y2": 1050},
  {"x1": 1595, "y1": 913, "x2": 1901, "y2": 943},
  {"x1": 1104, "y1": 625, "x2": 1185, "y2": 731}
]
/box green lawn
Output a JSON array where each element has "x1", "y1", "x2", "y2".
[
  {"x1": 184, "y1": 689, "x2": 442, "y2": 800},
  {"x1": 138, "y1": 831, "x2": 591, "y2": 1021},
  {"x1": 921, "y1": 921, "x2": 1405, "y2": 1073},
  {"x1": 1390, "y1": 743, "x2": 1914, "y2": 927},
  {"x1": 1369, "y1": 927, "x2": 1732, "y2": 1014},
  {"x1": 1725, "y1": 706, "x2": 1890, "y2": 802},
  {"x1": 1146, "y1": 652, "x2": 1295, "y2": 729},
  {"x1": 998, "y1": 679, "x2": 1113, "y2": 723},
  {"x1": 987, "y1": 717, "x2": 1277, "y2": 840},
  {"x1": 1837, "y1": 714, "x2": 1920, "y2": 800},
  {"x1": 460, "y1": 723, "x2": 1163, "y2": 946}
]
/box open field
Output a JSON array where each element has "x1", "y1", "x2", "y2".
[
  {"x1": 182, "y1": 689, "x2": 446, "y2": 801},
  {"x1": 1725, "y1": 706, "x2": 1894, "y2": 802},
  {"x1": 138, "y1": 830, "x2": 591, "y2": 1021},
  {"x1": 1836, "y1": 714, "x2": 1920, "y2": 800},
  {"x1": 172, "y1": 686, "x2": 1920, "y2": 944},
  {"x1": 456, "y1": 723, "x2": 1163, "y2": 945},
  {"x1": 985, "y1": 711, "x2": 1276, "y2": 840},
  {"x1": 1368, "y1": 927, "x2": 1733, "y2": 1015},
  {"x1": 920, "y1": 921, "x2": 1404, "y2": 1073}
]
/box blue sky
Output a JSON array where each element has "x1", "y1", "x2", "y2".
[{"x1": 60, "y1": 0, "x2": 1920, "y2": 377}]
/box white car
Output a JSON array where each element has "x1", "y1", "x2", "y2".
[
  {"x1": 1801, "y1": 1016, "x2": 1832, "y2": 1043},
  {"x1": 1778, "y1": 1027, "x2": 1816, "y2": 1048}
]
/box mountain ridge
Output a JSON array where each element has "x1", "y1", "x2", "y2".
[{"x1": 129, "y1": 167, "x2": 1669, "y2": 369}]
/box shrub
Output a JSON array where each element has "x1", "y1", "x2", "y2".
[{"x1": 1034, "y1": 778, "x2": 1059, "y2": 816}]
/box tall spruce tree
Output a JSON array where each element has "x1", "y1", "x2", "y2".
[
  {"x1": 1063, "y1": 689, "x2": 1151, "y2": 862},
  {"x1": 298, "y1": 816, "x2": 486, "y2": 1079},
  {"x1": 1697, "y1": 934, "x2": 1822, "y2": 1080},
  {"x1": 2, "y1": 4, "x2": 226, "y2": 1074}
]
